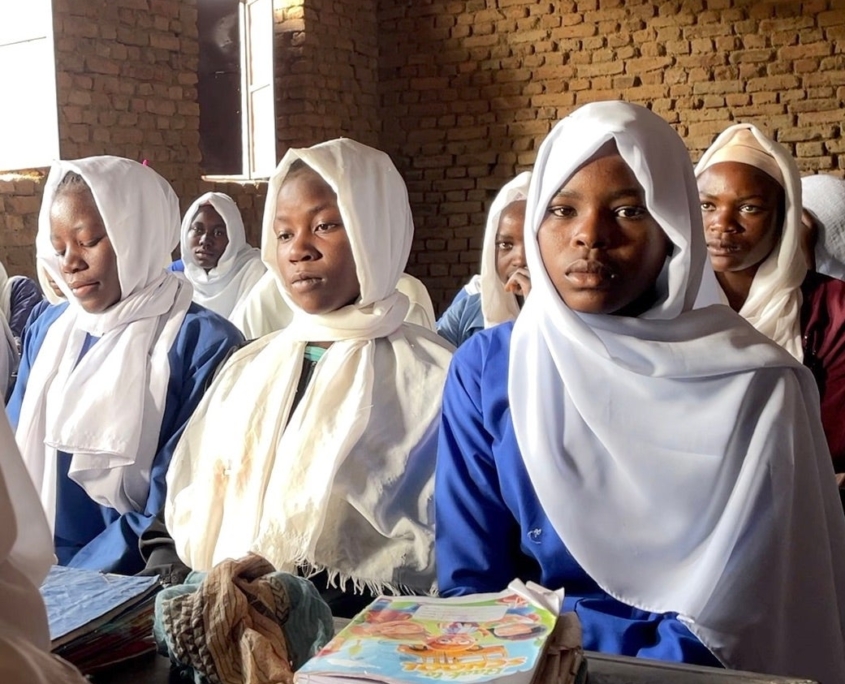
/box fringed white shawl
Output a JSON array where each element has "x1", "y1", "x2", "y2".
[
  {"x1": 180, "y1": 192, "x2": 265, "y2": 321},
  {"x1": 479, "y1": 172, "x2": 531, "y2": 327},
  {"x1": 511, "y1": 101, "x2": 845, "y2": 683},
  {"x1": 695, "y1": 124, "x2": 807, "y2": 360},
  {"x1": 167, "y1": 139, "x2": 452, "y2": 594},
  {"x1": 16, "y1": 157, "x2": 192, "y2": 524}
]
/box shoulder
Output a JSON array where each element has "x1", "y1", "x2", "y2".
[
  {"x1": 173, "y1": 303, "x2": 245, "y2": 356},
  {"x1": 26, "y1": 302, "x2": 68, "y2": 339},
  {"x1": 446, "y1": 321, "x2": 513, "y2": 396},
  {"x1": 9, "y1": 276, "x2": 40, "y2": 300},
  {"x1": 168, "y1": 259, "x2": 185, "y2": 273},
  {"x1": 803, "y1": 271, "x2": 845, "y2": 302}
]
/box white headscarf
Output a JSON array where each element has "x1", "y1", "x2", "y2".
[
  {"x1": 0, "y1": 412, "x2": 88, "y2": 683},
  {"x1": 167, "y1": 139, "x2": 452, "y2": 593},
  {"x1": 180, "y1": 192, "x2": 265, "y2": 321},
  {"x1": 802, "y1": 173, "x2": 845, "y2": 281},
  {"x1": 695, "y1": 124, "x2": 807, "y2": 360},
  {"x1": 15, "y1": 156, "x2": 193, "y2": 524},
  {"x1": 510, "y1": 101, "x2": 845, "y2": 683},
  {"x1": 479, "y1": 172, "x2": 531, "y2": 327}
]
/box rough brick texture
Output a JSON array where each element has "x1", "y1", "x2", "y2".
[
  {"x1": 4, "y1": 1, "x2": 845, "y2": 315},
  {"x1": 379, "y1": 1, "x2": 845, "y2": 310}
]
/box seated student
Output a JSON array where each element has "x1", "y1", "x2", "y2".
[
  {"x1": 436, "y1": 101, "x2": 845, "y2": 682},
  {"x1": 7, "y1": 156, "x2": 243, "y2": 574},
  {"x1": 164, "y1": 139, "x2": 454, "y2": 615},
  {"x1": 0, "y1": 412, "x2": 87, "y2": 683},
  {"x1": 696, "y1": 126, "x2": 845, "y2": 478},
  {"x1": 801, "y1": 173, "x2": 845, "y2": 280},
  {"x1": 436, "y1": 173, "x2": 531, "y2": 347},
  {"x1": 0, "y1": 262, "x2": 43, "y2": 346},
  {"x1": 174, "y1": 192, "x2": 266, "y2": 326},
  {"x1": 233, "y1": 263, "x2": 437, "y2": 338}
]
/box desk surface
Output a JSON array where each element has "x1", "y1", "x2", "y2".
[{"x1": 93, "y1": 651, "x2": 815, "y2": 684}]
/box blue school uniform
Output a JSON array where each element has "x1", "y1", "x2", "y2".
[
  {"x1": 435, "y1": 322, "x2": 720, "y2": 667},
  {"x1": 7, "y1": 301, "x2": 243, "y2": 574},
  {"x1": 435, "y1": 292, "x2": 484, "y2": 348}
]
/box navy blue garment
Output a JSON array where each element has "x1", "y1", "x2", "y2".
[
  {"x1": 435, "y1": 322, "x2": 721, "y2": 667},
  {"x1": 7, "y1": 301, "x2": 243, "y2": 574},
  {"x1": 435, "y1": 292, "x2": 484, "y2": 348}
]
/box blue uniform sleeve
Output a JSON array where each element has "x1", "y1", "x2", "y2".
[
  {"x1": 9, "y1": 277, "x2": 44, "y2": 341},
  {"x1": 435, "y1": 335, "x2": 522, "y2": 596}
]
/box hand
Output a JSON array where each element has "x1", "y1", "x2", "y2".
[
  {"x1": 504, "y1": 268, "x2": 531, "y2": 298},
  {"x1": 836, "y1": 472, "x2": 845, "y2": 488}
]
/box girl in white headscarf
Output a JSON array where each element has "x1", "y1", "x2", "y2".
[
  {"x1": 0, "y1": 411, "x2": 88, "y2": 683},
  {"x1": 436, "y1": 102, "x2": 845, "y2": 683},
  {"x1": 165, "y1": 139, "x2": 453, "y2": 613},
  {"x1": 436, "y1": 173, "x2": 531, "y2": 347},
  {"x1": 801, "y1": 173, "x2": 845, "y2": 280},
  {"x1": 696, "y1": 126, "x2": 845, "y2": 478},
  {"x1": 177, "y1": 192, "x2": 266, "y2": 325},
  {"x1": 6, "y1": 156, "x2": 243, "y2": 574}
]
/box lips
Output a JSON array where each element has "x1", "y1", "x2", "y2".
[
  {"x1": 706, "y1": 241, "x2": 741, "y2": 257},
  {"x1": 565, "y1": 259, "x2": 614, "y2": 288},
  {"x1": 68, "y1": 281, "x2": 98, "y2": 296},
  {"x1": 290, "y1": 273, "x2": 324, "y2": 290}
]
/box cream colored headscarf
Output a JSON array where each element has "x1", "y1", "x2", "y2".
[
  {"x1": 479, "y1": 172, "x2": 531, "y2": 327},
  {"x1": 166, "y1": 139, "x2": 453, "y2": 593},
  {"x1": 15, "y1": 156, "x2": 193, "y2": 525},
  {"x1": 180, "y1": 192, "x2": 266, "y2": 321},
  {"x1": 512, "y1": 101, "x2": 845, "y2": 683},
  {"x1": 695, "y1": 124, "x2": 807, "y2": 360},
  {"x1": 802, "y1": 173, "x2": 845, "y2": 281},
  {"x1": 0, "y1": 412, "x2": 87, "y2": 683}
]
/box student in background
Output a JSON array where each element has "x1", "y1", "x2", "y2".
[
  {"x1": 437, "y1": 173, "x2": 531, "y2": 347},
  {"x1": 0, "y1": 412, "x2": 87, "y2": 683},
  {"x1": 436, "y1": 101, "x2": 845, "y2": 683},
  {"x1": 696, "y1": 125, "x2": 845, "y2": 480},
  {"x1": 0, "y1": 262, "x2": 43, "y2": 347},
  {"x1": 175, "y1": 192, "x2": 266, "y2": 328},
  {"x1": 801, "y1": 173, "x2": 845, "y2": 279},
  {"x1": 163, "y1": 139, "x2": 453, "y2": 616},
  {"x1": 7, "y1": 156, "x2": 243, "y2": 574}
]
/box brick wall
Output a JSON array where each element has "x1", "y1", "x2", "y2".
[
  {"x1": 4, "y1": 0, "x2": 845, "y2": 311},
  {"x1": 276, "y1": 0, "x2": 381, "y2": 151},
  {"x1": 378, "y1": 0, "x2": 845, "y2": 311}
]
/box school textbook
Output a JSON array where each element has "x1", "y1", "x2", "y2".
[
  {"x1": 40, "y1": 564, "x2": 162, "y2": 674},
  {"x1": 296, "y1": 580, "x2": 587, "y2": 684}
]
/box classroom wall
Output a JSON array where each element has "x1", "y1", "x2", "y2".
[
  {"x1": 2, "y1": 0, "x2": 845, "y2": 312},
  {"x1": 379, "y1": 0, "x2": 845, "y2": 310}
]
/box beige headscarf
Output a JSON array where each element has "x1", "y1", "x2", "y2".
[
  {"x1": 695, "y1": 124, "x2": 807, "y2": 360},
  {"x1": 167, "y1": 139, "x2": 452, "y2": 594}
]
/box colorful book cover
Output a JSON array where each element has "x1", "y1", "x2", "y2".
[{"x1": 296, "y1": 581, "x2": 561, "y2": 684}]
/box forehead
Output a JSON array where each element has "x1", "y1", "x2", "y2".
[
  {"x1": 698, "y1": 161, "x2": 782, "y2": 196},
  {"x1": 193, "y1": 204, "x2": 225, "y2": 223},
  {"x1": 561, "y1": 152, "x2": 641, "y2": 192},
  {"x1": 50, "y1": 188, "x2": 103, "y2": 225},
  {"x1": 276, "y1": 167, "x2": 337, "y2": 209}
]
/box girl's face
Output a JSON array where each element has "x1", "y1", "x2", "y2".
[
  {"x1": 274, "y1": 167, "x2": 360, "y2": 314},
  {"x1": 50, "y1": 189, "x2": 121, "y2": 313},
  {"x1": 537, "y1": 149, "x2": 670, "y2": 317},
  {"x1": 495, "y1": 200, "x2": 528, "y2": 285},
  {"x1": 698, "y1": 161, "x2": 784, "y2": 278},
  {"x1": 188, "y1": 205, "x2": 229, "y2": 270}
]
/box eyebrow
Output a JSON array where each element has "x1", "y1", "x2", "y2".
[
  {"x1": 553, "y1": 187, "x2": 644, "y2": 201},
  {"x1": 275, "y1": 202, "x2": 337, "y2": 219},
  {"x1": 698, "y1": 192, "x2": 770, "y2": 202}
]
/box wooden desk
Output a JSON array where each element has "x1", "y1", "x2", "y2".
[{"x1": 93, "y1": 651, "x2": 815, "y2": 684}]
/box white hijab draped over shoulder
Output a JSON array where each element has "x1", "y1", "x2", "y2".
[
  {"x1": 167, "y1": 139, "x2": 453, "y2": 593},
  {"x1": 695, "y1": 124, "x2": 807, "y2": 360},
  {"x1": 802, "y1": 173, "x2": 845, "y2": 281},
  {"x1": 180, "y1": 192, "x2": 265, "y2": 321},
  {"x1": 511, "y1": 101, "x2": 845, "y2": 683},
  {"x1": 0, "y1": 413, "x2": 87, "y2": 683},
  {"x1": 479, "y1": 172, "x2": 531, "y2": 327},
  {"x1": 16, "y1": 156, "x2": 193, "y2": 524}
]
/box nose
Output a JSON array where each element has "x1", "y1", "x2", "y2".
[
  {"x1": 287, "y1": 229, "x2": 318, "y2": 262},
  {"x1": 198, "y1": 231, "x2": 212, "y2": 246},
  {"x1": 510, "y1": 242, "x2": 527, "y2": 268},
  {"x1": 60, "y1": 244, "x2": 86, "y2": 273},
  {"x1": 571, "y1": 209, "x2": 610, "y2": 250},
  {"x1": 704, "y1": 205, "x2": 738, "y2": 234}
]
